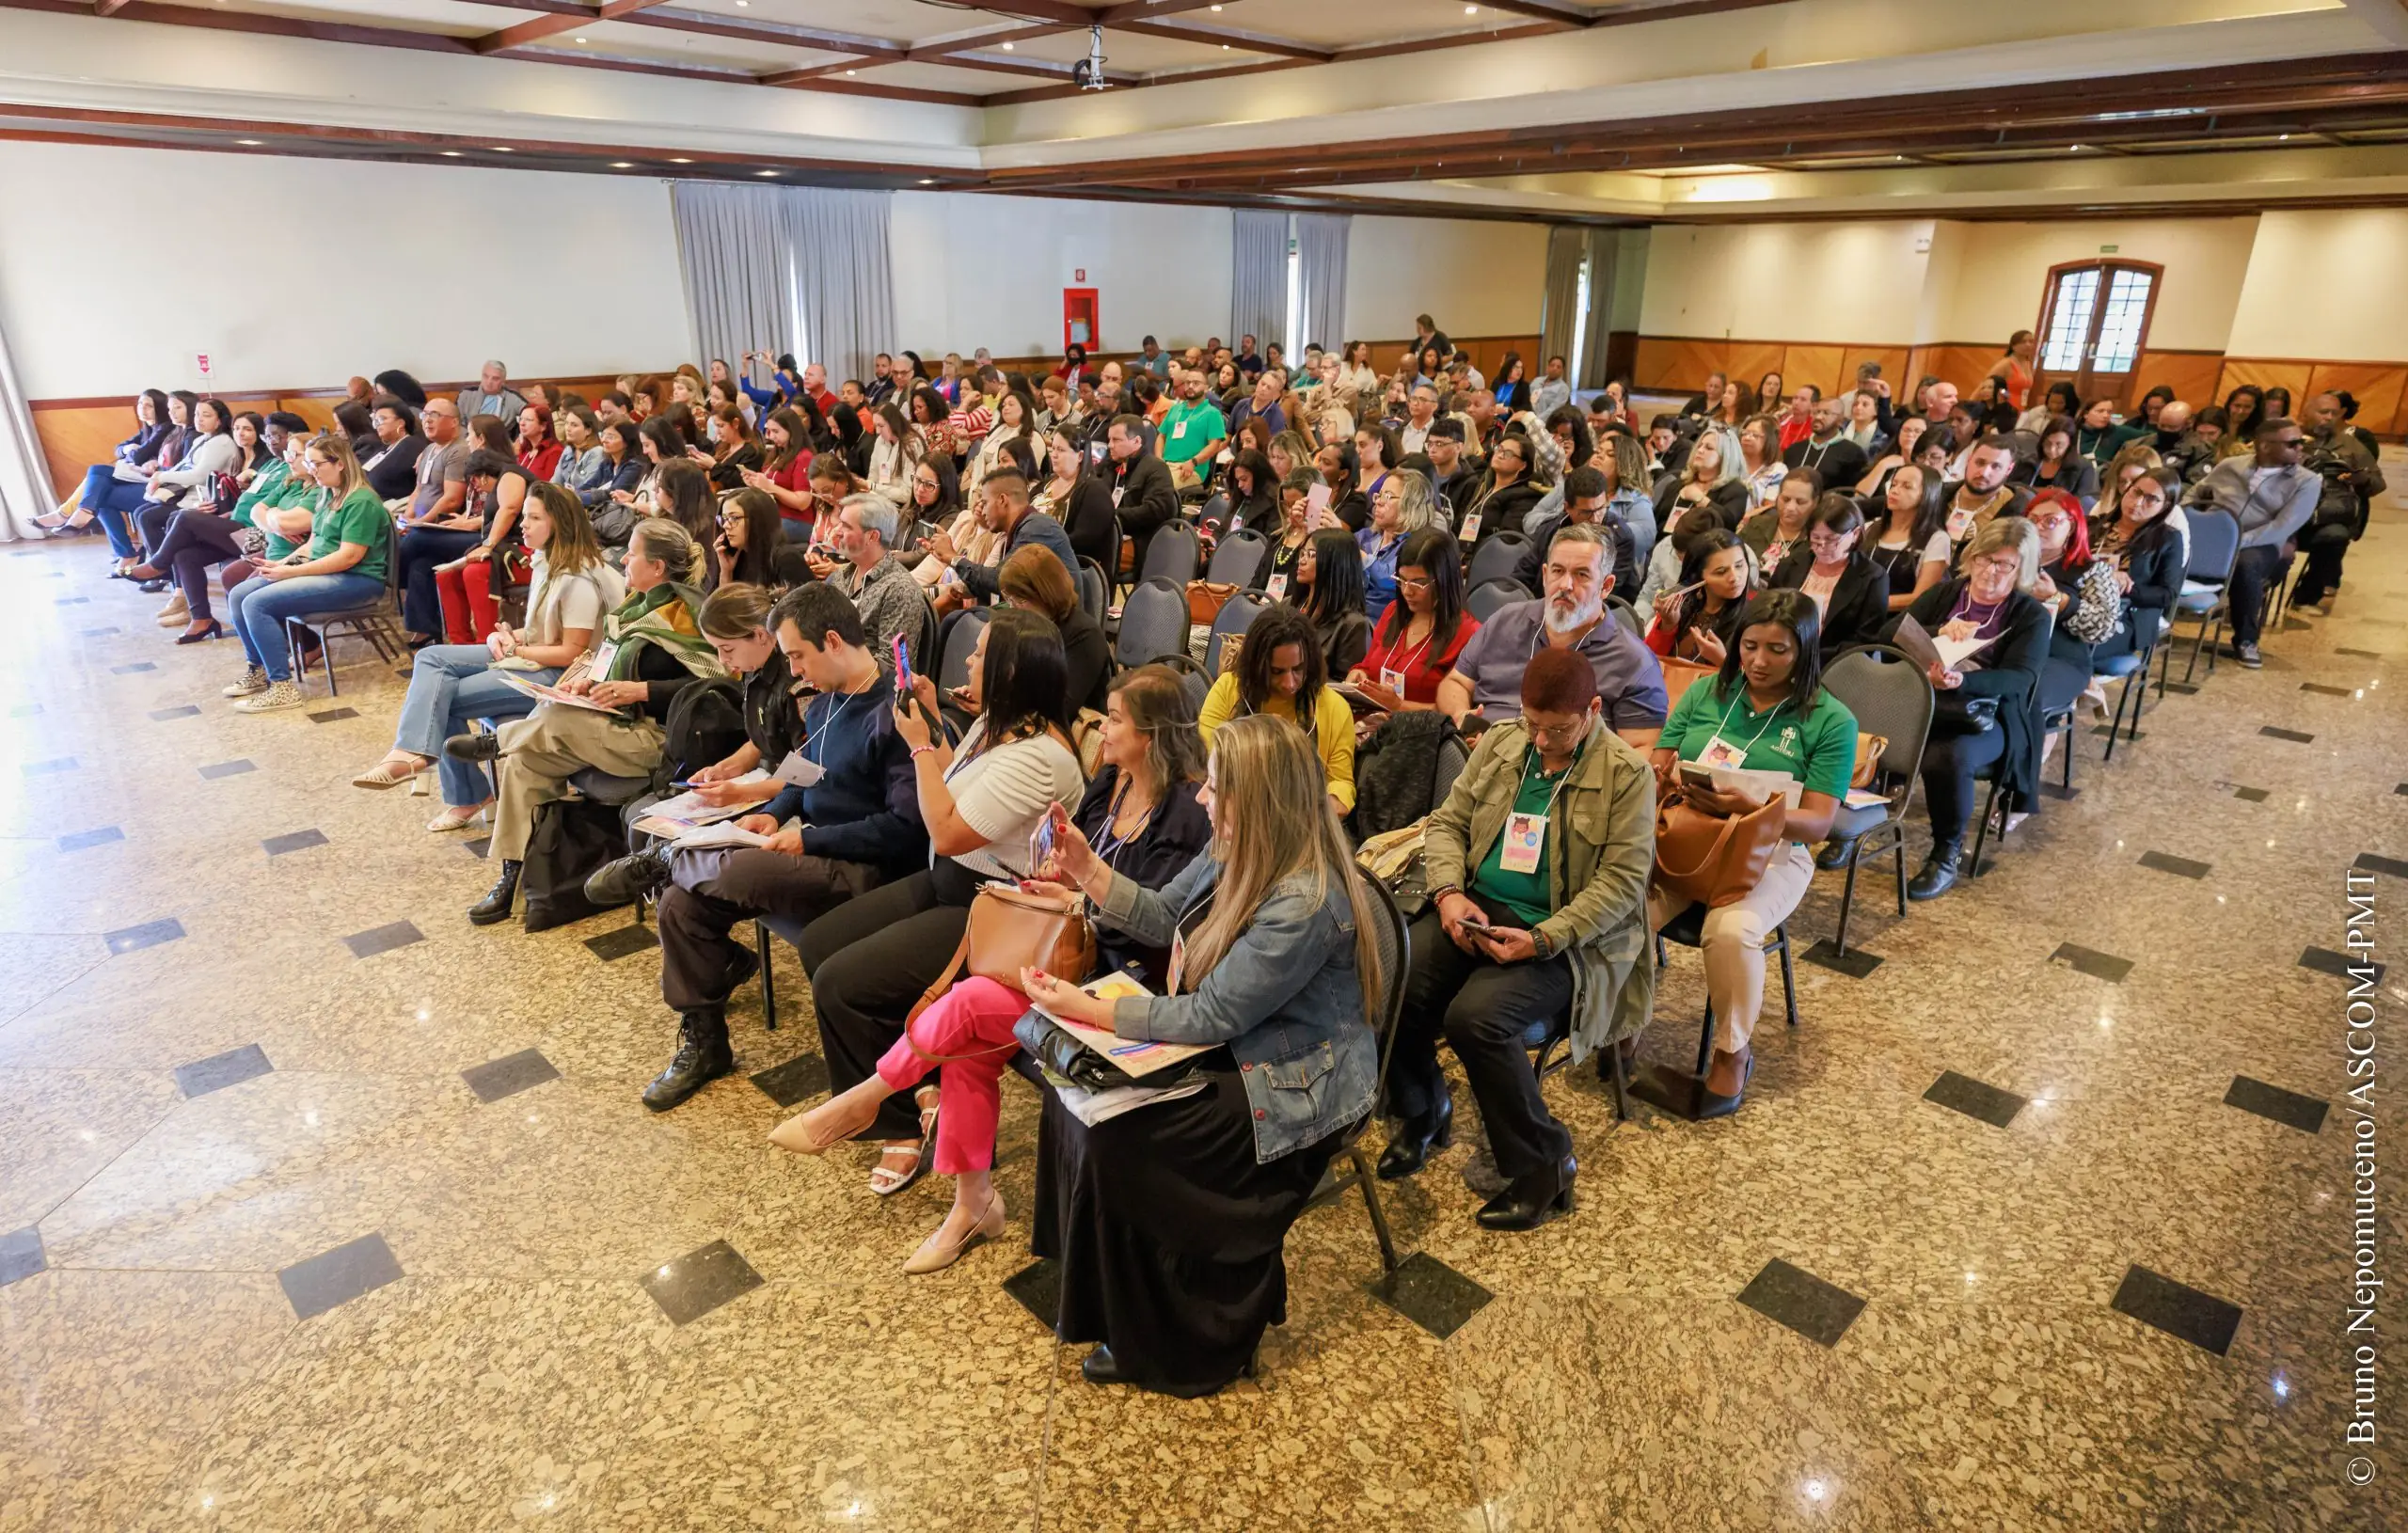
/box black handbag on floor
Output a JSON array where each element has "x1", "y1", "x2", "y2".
[
  {"x1": 1928, "y1": 694, "x2": 2000, "y2": 737},
  {"x1": 518, "y1": 798, "x2": 629, "y2": 932}
]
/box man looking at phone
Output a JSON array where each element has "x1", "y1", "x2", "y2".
[
  {"x1": 924, "y1": 466, "x2": 1079, "y2": 605},
  {"x1": 1382, "y1": 646, "x2": 1655, "y2": 1230},
  {"x1": 824, "y1": 493, "x2": 929, "y2": 683},
  {"x1": 592, "y1": 582, "x2": 926, "y2": 1112}
]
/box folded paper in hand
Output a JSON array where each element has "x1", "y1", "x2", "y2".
[
  {"x1": 1031, "y1": 972, "x2": 1211, "y2": 1080},
  {"x1": 492, "y1": 671, "x2": 626, "y2": 716},
  {"x1": 646, "y1": 770, "x2": 776, "y2": 829}
]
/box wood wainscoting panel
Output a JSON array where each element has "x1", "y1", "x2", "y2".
[
  {"x1": 1779, "y1": 345, "x2": 1846, "y2": 399},
  {"x1": 2306, "y1": 362, "x2": 2408, "y2": 437},
  {"x1": 1840, "y1": 347, "x2": 1910, "y2": 395},
  {"x1": 2129, "y1": 351, "x2": 2226, "y2": 414},
  {"x1": 1723, "y1": 342, "x2": 1787, "y2": 400},
  {"x1": 1634, "y1": 338, "x2": 1724, "y2": 393},
  {"x1": 2215, "y1": 359, "x2": 2315, "y2": 412}
]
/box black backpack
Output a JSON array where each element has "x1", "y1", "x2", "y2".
[{"x1": 658, "y1": 676, "x2": 749, "y2": 788}]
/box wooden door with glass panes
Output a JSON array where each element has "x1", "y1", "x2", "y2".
[{"x1": 2032, "y1": 260, "x2": 2162, "y2": 410}]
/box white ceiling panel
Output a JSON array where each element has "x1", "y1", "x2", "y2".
[
  {"x1": 1014, "y1": 28, "x2": 1258, "y2": 73},
  {"x1": 670, "y1": 0, "x2": 1009, "y2": 49},
  {"x1": 568, "y1": 18, "x2": 852, "y2": 72},
  {"x1": 1212, "y1": 0, "x2": 1512, "y2": 51},
  {"x1": 845, "y1": 61, "x2": 1030, "y2": 96},
  {"x1": 139, "y1": 0, "x2": 518, "y2": 35}
]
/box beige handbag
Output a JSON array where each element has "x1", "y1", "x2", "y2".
[
  {"x1": 905, "y1": 883, "x2": 1097, "y2": 1027},
  {"x1": 1651, "y1": 788, "x2": 1788, "y2": 909}
]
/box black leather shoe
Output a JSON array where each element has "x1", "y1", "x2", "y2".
[
  {"x1": 1814, "y1": 837, "x2": 1859, "y2": 872},
  {"x1": 1080, "y1": 1345, "x2": 1128, "y2": 1385},
  {"x1": 584, "y1": 844, "x2": 673, "y2": 907},
  {"x1": 467, "y1": 859, "x2": 521, "y2": 925},
  {"x1": 1476, "y1": 1155, "x2": 1577, "y2": 1232},
  {"x1": 1695, "y1": 1051, "x2": 1755, "y2": 1121},
  {"x1": 1907, "y1": 838, "x2": 1964, "y2": 902},
  {"x1": 642, "y1": 1008, "x2": 735, "y2": 1112},
  {"x1": 136, "y1": 578, "x2": 168, "y2": 594},
  {"x1": 1374, "y1": 1098, "x2": 1453, "y2": 1180},
  {"x1": 444, "y1": 730, "x2": 502, "y2": 765}
]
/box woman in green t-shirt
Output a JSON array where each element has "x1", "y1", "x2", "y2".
[
  {"x1": 220, "y1": 432, "x2": 393, "y2": 714},
  {"x1": 1644, "y1": 590, "x2": 1857, "y2": 1117}
]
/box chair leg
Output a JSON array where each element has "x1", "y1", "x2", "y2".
[
  {"x1": 1694, "y1": 1000, "x2": 1716, "y2": 1079},
  {"x1": 2103, "y1": 670, "x2": 2139, "y2": 762},
  {"x1": 1832, "y1": 842, "x2": 1863, "y2": 956},
  {"x1": 1777, "y1": 925, "x2": 1798, "y2": 1031},
  {"x1": 1968, "y1": 778, "x2": 2000, "y2": 877},
  {"x1": 755, "y1": 920, "x2": 778, "y2": 1032},
  {"x1": 2205, "y1": 612, "x2": 2226, "y2": 677},
  {"x1": 1893, "y1": 830, "x2": 1909, "y2": 916},
  {"x1": 1608, "y1": 1042, "x2": 1630, "y2": 1121},
  {"x1": 2062, "y1": 719, "x2": 2077, "y2": 786},
  {"x1": 1352, "y1": 1146, "x2": 1402, "y2": 1276}
]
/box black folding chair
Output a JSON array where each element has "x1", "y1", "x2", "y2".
[
  {"x1": 1816, "y1": 643, "x2": 1935, "y2": 955},
  {"x1": 1114, "y1": 577, "x2": 1191, "y2": 669},
  {"x1": 1466, "y1": 578, "x2": 1531, "y2": 623},
  {"x1": 1307, "y1": 877, "x2": 1410, "y2": 1277},
  {"x1": 1465, "y1": 531, "x2": 1531, "y2": 592}
]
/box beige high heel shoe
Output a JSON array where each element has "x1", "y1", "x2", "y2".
[{"x1": 902, "y1": 1191, "x2": 1006, "y2": 1275}]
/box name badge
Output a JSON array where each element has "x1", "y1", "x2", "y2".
[
  {"x1": 773, "y1": 749, "x2": 824, "y2": 787},
  {"x1": 1698, "y1": 735, "x2": 1749, "y2": 769},
  {"x1": 1945, "y1": 506, "x2": 1975, "y2": 541},
  {"x1": 1172, "y1": 419, "x2": 1188, "y2": 439},
  {"x1": 1499, "y1": 811, "x2": 1547, "y2": 875},
  {"x1": 1111, "y1": 485, "x2": 1126, "y2": 508},
  {"x1": 1381, "y1": 667, "x2": 1408, "y2": 697},
  {"x1": 1266, "y1": 573, "x2": 1289, "y2": 599},
  {"x1": 1457, "y1": 512, "x2": 1481, "y2": 543},
  {"x1": 588, "y1": 640, "x2": 620, "y2": 677}
]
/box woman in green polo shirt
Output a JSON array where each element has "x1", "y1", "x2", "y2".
[
  {"x1": 220, "y1": 432, "x2": 394, "y2": 714},
  {"x1": 1645, "y1": 590, "x2": 1856, "y2": 1116}
]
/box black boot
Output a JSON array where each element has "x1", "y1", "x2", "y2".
[
  {"x1": 585, "y1": 843, "x2": 673, "y2": 906},
  {"x1": 1814, "y1": 836, "x2": 1859, "y2": 872},
  {"x1": 1476, "y1": 1154, "x2": 1577, "y2": 1231},
  {"x1": 642, "y1": 1008, "x2": 734, "y2": 1112},
  {"x1": 1908, "y1": 838, "x2": 1964, "y2": 902},
  {"x1": 1374, "y1": 1096, "x2": 1453, "y2": 1180},
  {"x1": 468, "y1": 860, "x2": 521, "y2": 925},
  {"x1": 444, "y1": 730, "x2": 502, "y2": 765}
]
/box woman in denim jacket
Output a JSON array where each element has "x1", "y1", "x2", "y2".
[{"x1": 1020, "y1": 714, "x2": 1382, "y2": 1397}]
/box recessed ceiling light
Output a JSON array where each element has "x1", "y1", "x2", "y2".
[
  {"x1": 611, "y1": 161, "x2": 634, "y2": 168},
  {"x1": 575, "y1": 35, "x2": 588, "y2": 43},
  {"x1": 918, "y1": 178, "x2": 937, "y2": 184},
  {"x1": 1466, "y1": 3, "x2": 1479, "y2": 11},
  {"x1": 235, "y1": 138, "x2": 261, "y2": 146},
  {"x1": 845, "y1": 69, "x2": 856, "y2": 75},
  {"x1": 492, "y1": 147, "x2": 514, "y2": 152},
  {"x1": 670, "y1": 157, "x2": 693, "y2": 164},
  {"x1": 1001, "y1": 40, "x2": 1013, "y2": 50},
  {"x1": 757, "y1": 169, "x2": 778, "y2": 177},
  {"x1": 2070, "y1": 143, "x2": 2082, "y2": 150},
  {"x1": 2280, "y1": 133, "x2": 2291, "y2": 140},
  {"x1": 441, "y1": 150, "x2": 463, "y2": 156}
]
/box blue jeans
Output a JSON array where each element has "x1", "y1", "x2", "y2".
[
  {"x1": 90, "y1": 480, "x2": 156, "y2": 559},
  {"x1": 395, "y1": 526, "x2": 483, "y2": 636},
  {"x1": 75, "y1": 464, "x2": 117, "y2": 513},
  {"x1": 392, "y1": 645, "x2": 561, "y2": 805},
  {"x1": 226, "y1": 572, "x2": 388, "y2": 682}
]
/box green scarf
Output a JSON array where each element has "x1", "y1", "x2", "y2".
[{"x1": 601, "y1": 582, "x2": 723, "y2": 684}]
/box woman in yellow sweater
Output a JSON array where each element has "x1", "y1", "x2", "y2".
[{"x1": 1198, "y1": 603, "x2": 1356, "y2": 817}]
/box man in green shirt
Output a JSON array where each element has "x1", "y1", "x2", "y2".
[{"x1": 1155, "y1": 367, "x2": 1227, "y2": 485}]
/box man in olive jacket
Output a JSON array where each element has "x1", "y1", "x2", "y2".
[{"x1": 1380, "y1": 648, "x2": 1656, "y2": 1231}]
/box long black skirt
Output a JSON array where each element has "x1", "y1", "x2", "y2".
[{"x1": 1032, "y1": 1062, "x2": 1345, "y2": 1398}]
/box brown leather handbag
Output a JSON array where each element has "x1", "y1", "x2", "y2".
[
  {"x1": 1651, "y1": 787, "x2": 1788, "y2": 909},
  {"x1": 1187, "y1": 579, "x2": 1239, "y2": 624},
  {"x1": 905, "y1": 883, "x2": 1097, "y2": 1026}
]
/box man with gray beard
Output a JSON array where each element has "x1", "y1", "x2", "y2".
[{"x1": 1436, "y1": 522, "x2": 1668, "y2": 746}]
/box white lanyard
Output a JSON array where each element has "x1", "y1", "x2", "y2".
[
  {"x1": 806, "y1": 689, "x2": 858, "y2": 767},
  {"x1": 1707, "y1": 691, "x2": 1785, "y2": 761}
]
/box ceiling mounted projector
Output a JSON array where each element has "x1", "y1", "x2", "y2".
[{"x1": 1069, "y1": 24, "x2": 1109, "y2": 90}]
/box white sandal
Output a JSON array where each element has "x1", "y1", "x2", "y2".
[
  {"x1": 867, "y1": 1141, "x2": 927, "y2": 1197},
  {"x1": 354, "y1": 756, "x2": 427, "y2": 790},
  {"x1": 426, "y1": 803, "x2": 489, "y2": 832}
]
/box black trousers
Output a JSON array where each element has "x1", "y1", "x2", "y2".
[
  {"x1": 657, "y1": 846, "x2": 883, "y2": 1011},
  {"x1": 152, "y1": 511, "x2": 246, "y2": 621},
  {"x1": 1389, "y1": 902, "x2": 1575, "y2": 1182},
  {"x1": 2226, "y1": 544, "x2": 2289, "y2": 645},
  {"x1": 795, "y1": 859, "x2": 979, "y2": 1142},
  {"x1": 2289, "y1": 523, "x2": 2353, "y2": 607},
  {"x1": 1921, "y1": 725, "x2": 2006, "y2": 845}
]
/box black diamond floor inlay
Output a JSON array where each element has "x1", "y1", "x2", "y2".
[
  {"x1": 586, "y1": 924, "x2": 661, "y2": 961},
  {"x1": 172, "y1": 1042, "x2": 273, "y2": 1098},
  {"x1": 641, "y1": 1240, "x2": 765, "y2": 1326},
  {"x1": 104, "y1": 918, "x2": 184, "y2": 955},
  {"x1": 461, "y1": 1049, "x2": 562, "y2": 1103},
  {"x1": 261, "y1": 829, "x2": 328, "y2": 856},
  {"x1": 56, "y1": 827, "x2": 123, "y2": 852},
  {"x1": 463, "y1": 837, "x2": 491, "y2": 860},
  {"x1": 22, "y1": 757, "x2": 76, "y2": 777},
  {"x1": 344, "y1": 921, "x2": 424, "y2": 959},
  {"x1": 2162, "y1": 681, "x2": 2201, "y2": 695},
  {"x1": 198, "y1": 759, "x2": 256, "y2": 780},
  {"x1": 278, "y1": 1232, "x2": 404, "y2": 1320},
  {"x1": 2259, "y1": 726, "x2": 2315, "y2": 744},
  {"x1": 78, "y1": 626, "x2": 119, "y2": 638},
  {"x1": 149, "y1": 704, "x2": 201, "y2": 720},
  {"x1": 0, "y1": 1225, "x2": 45, "y2": 1288},
  {"x1": 1627, "y1": 1065, "x2": 1716, "y2": 1121},
  {"x1": 750, "y1": 1052, "x2": 830, "y2": 1109},
  {"x1": 2301, "y1": 947, "x2": 2386, "y2": 984},
  {"x1": 1371, "y1": 1251, "x2": 1496, "y2": 1339},
  {"x1": 2051, "y1": 943, "x2": 2131, "y2": 983},
  {"x1": 2111, "y1": 1265, "x2": 2242, "y2": 1355},
  {"x1": 2337, "y1": 647, "x2": 2384, "y2": 659},
  {"x1": 2233, "y1": 786, "x2": 2271, "y2": 803},
  {"x1": 2089, "y1": 725, "x2": 2143, "y2": 741},
  {"x1": 109, "y1": 661, "x2": 156, "y2": 675},
  {"x1": 1003, "y1": 1256, "x2": 1063, "y2": 1330},
  {"x1": 2036, "y1": 781, "x2": 2080, "y2": 802},
  {"x1": 309, "y1": 707, "x2": 360, "y2": 723},
  {"x1": 1924, "y1": 1070, "x2": 2028, "y2": 1129},
  {"x1": 2353, "y1": 852, "x2": 2408, "y2": 880},
  {"x1": 1737, "y1": 1258, "x2": 1866, "y2": 1348},
  {"x1": 2224, "y1": 1075, "x2": 2329, "y2": 1134},
  {"x1": 1800, "y1": 938, "x2": 1882, "y2": 977},
  {"x1": 2137, "y1": 851, "x2": 2211, "y2": 879},
  {"x1": 2300, "y1": 682, "x2": 2353, "y2": 697},
  {"x1": 55, "y1": 596, "x2": 87, "y2": 606}
]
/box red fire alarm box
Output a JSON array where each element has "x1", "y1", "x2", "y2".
[{"x1": 1064, "y1": 288, "x2": 1099, "y2": 351}]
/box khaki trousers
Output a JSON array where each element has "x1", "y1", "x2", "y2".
[
  {"x1": 1647, "y1": 841, "x2": 1814, "y2": 1053},
  {"x1": 490, "y1": 703, "x2": 666, "y2": 861}
]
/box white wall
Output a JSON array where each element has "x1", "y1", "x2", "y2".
[
  {"x1": 1342, "y1": 216, "x2": 1547, "y2": 341},
  {"x1": 2226, "y1": 209, "x2": 2408, "y2": 360},
  {"x1": 890, "y1": 192, "x2": 1232, "y2": 358},
  {"x1": 0, "y1": 142, "x2": 694, "y2": 397},
  {"x1": 1638, "y1": 220, "x2": 1935, "y2": 342},
  {"x1": 1925, "y1": 215, "x2": 2258, "y2": 349}
]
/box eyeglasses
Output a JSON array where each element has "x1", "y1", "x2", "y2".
[
  {"x1": 1519, "y1": 716, "x2": 1588, "y2": 746},
  {"x1": 1397, "y1": 575, "x2": 1434, "y2": 592}
]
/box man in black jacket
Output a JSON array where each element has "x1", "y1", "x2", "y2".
[
  {"x1": 1422, "y1": 418, "x2": 1483, "y2": 514},
  {"x1": 1782, "y1": 396, "x2": 1869, "y2": 489},
  {"x1": 1682, "y1": 371, "x2": 1727, "y2": 419},
  {"x1": 1065, "y1": 413, "x2": 1180, "y2": 574},
  {"x1": 1517, "y1": 466, "x2": 1639, "y2": 596}
]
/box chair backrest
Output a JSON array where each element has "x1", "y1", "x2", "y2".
[
  {"x1": 1076, "y1": 559, "x2": 1109, "y2": 624},
  {"x1": 1152, "y1": 651, "x2": 1210, "y2": 713},
  {"x1": 1465, "y1": 530, "x2": 1531, "y2": 591},
  {"x1": 1116, "y1": 577, "x2": 1191, "y2": 667},
  {"x1": 1822, "y1": 642, "x2": 1937, "y2": 787},
  {"x1": 1431, "y1": 731, "x2": 1470, "y2": 807},
  {"x1": 1139, "y1": 521, "x2": 1201, "y2": 587},
  {"x1": 1205, "y1": 589, "x2": 1275, "y2": 675},
  {"x1": 1360, "y1": 876, "x2": 1413, "y2": 1105},
  {"x1": 1606, "y1": 594, "x2": 1641, "y2": 639},
  {"x1": 1196, "y1": 492, "x2": 1232, "y2": 537},
  {"x1": 1466, "y1": 578, "x2": 1531, "y2": 623},
  {"x1": 1206, "y1": 529, "x2": 1270, "y2": 588},
  {"x1": 2184, "y1": 507, "x2": 2241, "y2": 582},
  {"x1": 936, "y1": 606, "x2": 990, "y2": 692}
]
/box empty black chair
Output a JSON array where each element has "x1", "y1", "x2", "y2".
[
  {"x1": 1466, "y1": 578, "x2": 1531, "y2": 623},
  {"x1": 1465, "y1": 530, "x2": 1532, "y2": 592},
  {"x1": 1115, "y1": 577, "x2": 1191, "y2": 669},
  {"x1": 1205, "y1": 529, "x2": 1270, "y2": 589},
  {"x1": 1138, "y1": 521, "x2": 1201, "y2": 588},
  {"x1": 1205, "y1": 589, "x2": 1275, "y2": 676},
  {"x1": 1816, "y1": 644, "x2": 1936, "y2": 956}
]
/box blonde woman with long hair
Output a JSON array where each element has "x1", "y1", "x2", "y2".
[
  {"x1": 220, "y1": 432, "x2": 393, "y2": 713},
  {"x1": 1000, "y1": 714, "x2": 1384, "y2": 1397}
]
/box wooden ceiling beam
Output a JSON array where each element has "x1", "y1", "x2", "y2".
[
  {"x1": 617, "y1": 7, "x2": 906, "y2": 59},
  {"x1": 908, "y1": 24, "x2": 1076, "y2": 65},
  {"x1": 473, "y1": 1, "x2": 675, "y2": 56},
  {"x1": 1111, "y1": 19, "x2": 1334, "y2": 62},
  {"x1": 1468, "y1": 0, "x2": 1592, "y2": 23}
]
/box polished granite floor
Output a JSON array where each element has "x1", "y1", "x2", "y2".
[{"x1": 1, "y1": 481, "x2": 2402, "y2": 1532}]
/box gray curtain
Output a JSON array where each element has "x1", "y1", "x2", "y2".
[
  {"x1": 1540, "y1": 226, "x2": 1585, "y2": 379},
  {"x1": 1230, "y1": 209, "x2": 1288, "y2": 354},
  {"x1": 1292, "y1": 213, "x2": 1351, "y2": 359},
  {"x1": 0, "y1": 298, "x2": 51, "y2": 538},
  {"x1": 1579, "y1": 228, "x2": 1621, "y2": 389},
  {"x1": 791, "y1": 187, "x2": 895, "y2": 388},
  {"x1": 671, "y1": 181, "x2": 803, "y2": 384}
]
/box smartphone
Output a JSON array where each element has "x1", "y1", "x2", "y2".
[
  {"x1": 893, "y1": 633, "x2": 913, "y2": 698},
  {"x1": 1028, "y1": 801, "x2": 1061, "y2": 874},
  {"x1": 1456, "y1": 914, "x2": 1495, "y2": 935}
]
